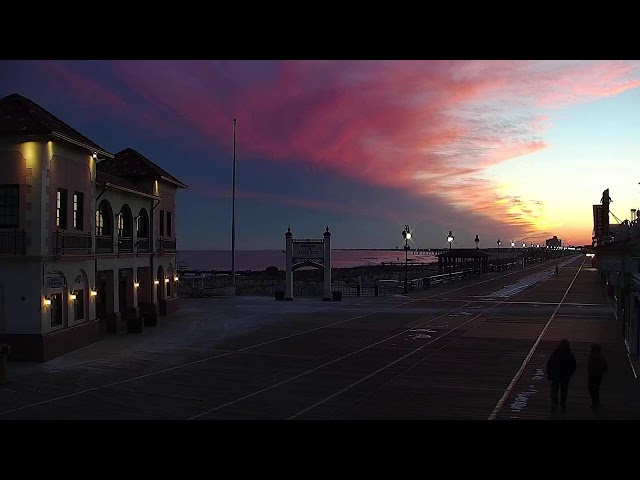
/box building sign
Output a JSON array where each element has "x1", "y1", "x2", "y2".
[
  {"x1": 46, "y1": 275, "x2": 66, "y2": 289},
  {"x1": 593, "y1": 204, "x2": 603, "y2": 245},
  {"x1": 292, "y1": 241, "x2": 324, "y2": 260}
]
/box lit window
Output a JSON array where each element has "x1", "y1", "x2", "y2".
[{"x1": 56, "y1": 188, "x2": 68, "y2": 229}]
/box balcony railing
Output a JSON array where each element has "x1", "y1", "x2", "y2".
[
  {"x1": 118, "y1": 236, "x2": 133, "y2": 253},
  {"x1": 52, "y1": 231, "x2": 92, "y2": 255},
  {"x1": 96, "y1": 235, "x2": 113, "y2": 253},
  {"x1": 157, "y1": 237, "x2": 177, "y2": 253},
  {"x1": 136, "y1": 237, "x2": 149, "y2": 253},
  {"x1": 0, "y1": 230, "x2": 26, "y2": 255}
]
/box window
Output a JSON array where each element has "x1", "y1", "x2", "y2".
[
  {"x1": 0, "y1": 185, "x2": 19, "y2": 228},
  {"x1": 167, "y1": 212, "x2": 172, "y2": 237},
  {"x1": 56, "y1": 188, "x2": 68, "y2": 229},
  {"x1": 96, "y1": 209, "x2": 104, "y2": 236},
  {"x1": 160, "y1": 210, "x2": 165, "y2": 236},
  {"x1": 50, "y1": 293, "x2": 63, "y2": 328},
  {"x1": 73, "y1": 192, "x2": 84, "y2": 230},
  {"x1": 137, "y1": 210, "x2": 148, "y2": 238},
  {"x1": 118, "y1": 213, "x2": 124, "y2": 237},
  {"x1": 74, "y1": 290, "x2": 84, "y2": 320}
]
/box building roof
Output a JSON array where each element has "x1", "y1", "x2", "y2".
[
  {"x1": 97, "y1": 148, "x2": 187, "y2": 189},
  {"x1": 96, "y1": 171, "x2": 158, "y2": 199},
  {"x1": 0, "y1": 93, "x2": 111, "y2": 156}
]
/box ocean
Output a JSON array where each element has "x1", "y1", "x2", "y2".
[{"x1": 177, "y1": 250, "x2": 438, "y2": 271}]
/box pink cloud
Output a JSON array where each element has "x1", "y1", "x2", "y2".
[{"x1": 38, "y1": 60, "x2": 640, "y2": 243}]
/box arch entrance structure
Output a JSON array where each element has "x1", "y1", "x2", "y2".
[{"x1": 285, "y1": 227, "x2": 332, "y2": 301}]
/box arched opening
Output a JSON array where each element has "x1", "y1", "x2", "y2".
[
  {"x1": 156, "y1": 265, "x2": 164, "y2": 303},
  {"x1": 48, "y1": 272, "x2": 68, "y2": 331},
  {"x1": 118, "y1": 204, "x2": 133, "y2": 252},
  {"x1": 167, "y1": 264, "x2": 174, "y2": 297},
  {"x1": 96, "y1": 200, "x2": 113, "y2": 253},
  {"x1": 136, "y1": 208, "x2": 150, "y2": 252},
  {"x1": 70, "y1": 269, "x2": 89, "y2": 323},
  {"x1": 157, "y1": 265, "x2": 167, "y2": 316}
]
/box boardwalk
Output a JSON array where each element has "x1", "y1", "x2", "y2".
[{"x1": 1, "y1": 255, "x2": 638, "y2": 420}]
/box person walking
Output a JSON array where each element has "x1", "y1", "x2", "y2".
[
  {"x1": 587, "y1": 343, "x2": 608, "y2": 409},
  {"x1": 546, "y1": 339, "x2": 577, "y2": 410}
]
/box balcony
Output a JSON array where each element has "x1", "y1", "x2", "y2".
[
  {"x1": 96, "y1": 235, "x2": 113, "y2": 253},
  {"x1": 157, "y1": 237, "x2": 177, "y2": 253},
  {"x1": 52, "y1": 231, "x2": 92, "y2": 255},
  {"x1": 0, "y1": 230, "x2": 26, "y2": 255},
  {"x1": 118, "y1": 236, "x2": 133, "y2": 253},
  {"x1": 136, "y1": 237, "x2": 149, "y2": 253}
]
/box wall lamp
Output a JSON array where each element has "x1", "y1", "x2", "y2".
[
  {"x1": 44, "y1": 296, "x2": 52, "y2": 306},
  {"x1": 154, "y1": 279, "x2": 160, "y2": 285},
  {"x1": 90, "y1": 289, "x2": 98, "y2": 297},
  {"x1": 69, "y1": 292, "x2": 77, "y2": 301},
  {"x1": 174, "y1": 276, "x2": 179, "y2": 282},
  {"x1": 165, "y1": 277, "x2": 170, "y2": 283},
  {"x1": 134, "y1": 282, "x2": 140, "y2": 288}
]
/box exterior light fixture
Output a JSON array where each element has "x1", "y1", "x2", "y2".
[
  {"x1": 401, "y1": 225, "x2": 412, "y2": 294},
  {"x1": 44, "y1": 296, "x2": 52, "y2": 306},
  {"x1": 510, "y1": 241, "x2": 515, "y2": 248},
  {"x1": 69, "y1": 293, "x2": 77, "y2": 301},
  {"x1": 154, "y1": 280, "x2": 160, "y2": 285},
  {"x1": 174, "y1": 276, "x2": 179, "y2": 282},
  {"x1": 92, "y1": 152, "x2": 98, "y2": 160},
  {"x1": 165, "y1": 277, "x2": 169, "y2": 283},
  {"x1": 90, "y1": 289, "x2": 98, "y2": 296},
  {"x1": 134, "y1": 282, "x2": 140, "y2": 288}
]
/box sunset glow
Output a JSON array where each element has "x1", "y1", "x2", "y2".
[{"x1": 3, "y1": 60, "x2": 640, "y2": 248}]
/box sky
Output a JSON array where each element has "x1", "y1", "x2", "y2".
[{"x1": 2, "y1": 60, "x2": 639, "y2": 250}]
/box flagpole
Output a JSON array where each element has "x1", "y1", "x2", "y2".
[{"x1": 231, "y1": 118, "x2": 236, "y2": 289}]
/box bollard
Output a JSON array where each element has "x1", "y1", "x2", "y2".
[{"x1": 0, "y1": 344, "x2": 10, "y2": 384}]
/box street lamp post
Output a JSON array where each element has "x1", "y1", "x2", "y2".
[
  {"x1": 510, "y1": 240, "x2": 515, "y2": 269},
  {"x1": 402, "y1": 225, "x2": 412, "y2": 294},
  {"x1": 447, "y1": 231, "x2": 454, "y2": 274},
  {"x1": 497, "y1": 238, "x2": 501, "y2": 270},
  {"x1": 474, "y1": 234, "x2": 480, "y2": 273}
]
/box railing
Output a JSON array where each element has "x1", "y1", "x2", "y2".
[
  {"x1": 118, "y1": 236, "x2": 133, "y2": 253},
  {"x1": 157, "y1": 237, "x2": 177, "y2": 253},
  {"x1": 96, "y1": 235, "x2": 113, "y2": 253},
  {"x1": 136, "y1": 237, "x2": 149, "y2": 253},
  {"x1": 52, "y1": 231, "x2": 92, "y2": 255},
  {"x1": 0, "y1": 230, "x2": 25, "y2": 254}
]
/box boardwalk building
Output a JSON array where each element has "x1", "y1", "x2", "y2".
[{"x1": 0, "y1": 93, "x2": 187, "y2": 361}]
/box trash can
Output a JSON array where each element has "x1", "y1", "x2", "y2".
[
  {"x1": 332, "y1": 290, "x2": 342, "y2": 301},
  {"x1": 0, "y1": 344, "x2": 10, "y2": 384}
]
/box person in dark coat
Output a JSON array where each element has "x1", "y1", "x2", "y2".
[
  {"x1": 587, "y1": 343, "x2": 608, "y2": 409},
  {"x1": 546, "y1": 339, "x2": 577, "y2": 409}
]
